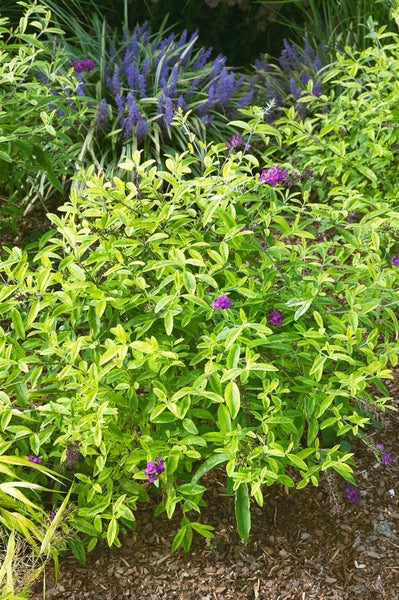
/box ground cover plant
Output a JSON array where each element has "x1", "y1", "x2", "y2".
[{"x1": 1, "y1": 1, "x2": 399, "y2": 598}]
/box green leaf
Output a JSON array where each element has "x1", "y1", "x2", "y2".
[
  {"x1": 191, "y1": 453, "x2": 228, "y2": 485},
  {"x1": 224, "y1": 381, "x2": 241, "y2": 420},
  {"x1": 10, "y1": 308, "x2": 25, "y2": 339},
  {"x1": 107, "y1": 517, "x2": 119, "y2": 546},
  {"x1": 235, "y1": 483, "x2": 251, "y2": 543}
]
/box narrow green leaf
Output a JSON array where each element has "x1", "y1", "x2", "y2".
[{"x1": 235, "y1": 483, "x2": 251, "y2": 543}]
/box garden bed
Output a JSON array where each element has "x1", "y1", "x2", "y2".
[{"x1": 29, "y1": 374, "x2": 399, "y2": 600}]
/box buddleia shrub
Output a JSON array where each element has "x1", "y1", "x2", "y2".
[{"x1": 1, "y1": 117, "x2": 398, "y2": 562}]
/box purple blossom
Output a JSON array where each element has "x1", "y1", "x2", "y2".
[
  {"x1": 241, "y1": 226, "x2": 252, "y2": 232},
  {"x1": 260, "y1": 166, "x2": 288, "y2": 187},
  {"x1": 64, "y1": 442, "x2": 81, "y2": 469},
  {"x1": 71, "y1": 59, "x2": 96, "y2": 73},
  {"x1": 28, "y1": 455, "x2": 42, "y2": 464},
  {"x1": 226, "y1": 134, "x2": 244, "y2": 150},
  {"x1": 375, "y1": 443, "x2": 385, "y2": 451},
  {"x1": 343, "y1": 483, "x2": 361, "y2": 503},
  {"x1": 382, "y1": 453, "x2": 394, "y2": 466},
  {"x1": 212, "y1": 295, "x2": 232, "y2": 310},
  {"x1": 391, "y1": 254, "x2": 399, "y2": 266},
  {"x1": 145, "y1": 457, "x2": 165, "y2": 483},
  {"x1": 268, "y1": 309, "x2": 284, "y2": 326},
  {"x1": 95, "y1": 99, "x2": 110, "y2": 132}
]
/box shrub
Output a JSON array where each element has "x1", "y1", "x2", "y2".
[
  {"x1": 1, "y1": 1, "x2": 399, "y2": 578},
  {"x1": 0, "y1": 1, "x2": 92, "y2": 235},
  {"x1": 1, "y1": 120, "x2": 398, "y2": 561}
]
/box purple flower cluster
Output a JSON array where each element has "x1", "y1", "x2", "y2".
[
  {"x1": 268, "y1": 309, "x2": 284, "y2": 326},
  {"x1": 64, "y1": 442, "x2": 81, "y2": 469},
  {"x1": 71, "y1": 59, "x2": 96, "y2": 73},
  {"x1": 28, "y1": 454, "x2": 42, "y2": 464},
  {"x1": 391, "y1": 254, "x2": 399, "y2": 266},
  {"x1": 375, "y1": 443, "x2": 394, "y2": 466},
  {"x1": 260, "y1": 165, "x2": 313, "y2": 187},
  {"x1": 145, "y1": 457, "x2": 165, "y2": 483},
  {"x1": 343, "y1": 483, "x2": 361, "y2": 503},
  {"x1": 255, "y1": 38, "x2": 325, "y2": 121},
  {"x1": 212, "y1": 295, "x2": 232, "y2": 310},
  {"x1": 260, "y1": 165, "x2": 288, "y2": 187}
]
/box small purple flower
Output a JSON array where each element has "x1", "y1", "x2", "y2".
[
  {"x1": 382, "y1": 453, "x2": 394, "y2": 466},
  {"x1": 259, "y1": 166, "x2": 288, "y2": 187},
  {"x1": 28, "y1": 455, "x2": 42, "y2": 464},
  {"x1": 241, "y1": 226, "x2": 252, "y2": 232},
  {"x1": 226, "y1": 134, "x2": 244, "y2": 150},
  {"x1": 145, "y1": 457, "x2": 165, "y2": 483},
  {"x1": 49, "y1": 510, "x2": 57, "y2": 521},
  {"x1": 212, "y1": 295, "x2": 232, "y2": 310},
  {"x1": 64, "y1": 442, "x2": 81, "y2": 469},
  {"x1": 375, "y1": 443, "x2": 385, "y2": 451},
  {"x1": 391, "y1": 254, "x2": 399, "y2": 266},
  {"x1": 343, "y1": 483, "x2": 361, "y2": 503},
  {"x1": 268, "y1": 309, "x2": 284, "y2": 326},
  {"x1": 71, "y1": 59, "x2": 96, "y2": 73}
]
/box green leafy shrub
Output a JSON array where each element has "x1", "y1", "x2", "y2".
[
  {"x1": 1, "y1": 4, "x2": 399, "y2": 575},
  {"x1": 0, "y1": 1, "x2": 92, "y2": 234},
  {"x1": 1, "y1": 130, "x2": 398, "y2": 561}
]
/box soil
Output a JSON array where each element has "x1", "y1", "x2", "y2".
[{"x1": 27, "y1": 372, "x2": 399, "y2": 600}]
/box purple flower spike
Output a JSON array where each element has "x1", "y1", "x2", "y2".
[
  {"x1": 391, "y1": 254, "x2": 399, "y2": 266},
  {"x1": 212, "y1": 295, "x2": 232, "y2": 310},
  {"x1": 28, "y1": 454, "x2": 42, "y2": 464},
  {"x1": 343, "y1": 483, "x2": 361, "y2": 503},
  {"x1": 268, "y1": 309, "x2": 284, "y2": 326},
  {"x1": 71, "y1": 59, "x2": 96, "y2": 73},
  {"x1": 145, "y1": 457, "x2": 165, "y2": 483}
]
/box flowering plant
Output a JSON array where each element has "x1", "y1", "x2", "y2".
[{"x1": 60, "y1": 17, "x2": 254, "y2": 174}]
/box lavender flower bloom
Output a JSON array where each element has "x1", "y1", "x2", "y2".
[
  {"x1": 193, "y1": 46, "x2": 213, "y2": 70},
  {"x1": 382, "y1": 453, "x2": 394, "y2": 466},
  {"x1": 226, "y1": 134, "x2": 244, "y2": 150},
  {"x1": 64, "y1": 442, "x2": 81, "y2": 469},
  {"x1": 279, "y1": 39, "x2": 300, "y2": 72},
  {"x1": 71, "y1": 59, "x2": 96, "y2": 73},
  {"x1": 260, "y1": 166, "x2": 288, "y2": 187},
  {"x1": 212, "y1": 295, "x2": 232, "y2": 310},
  {"x1": 391, "y1": 254, "x2": 399, "y2": 266},
  {"x1": 28, "y1": 454, "x2": 42, "y2": 464},
  {"x1": 375, "y1": 443, "x2": 385, "y2": 450},
  {"x1": 343, "y1": 483, "x2": 361, "y2": 503},
  {"x1": 95, "y1": 99, "x2": 110, "y2": 132},
  {"x1": 268, "y1": 309, "x2": 284, "y2": 326},
  {"x1": 145, "y1": 457, "x2": 165, "y2": 483}
]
